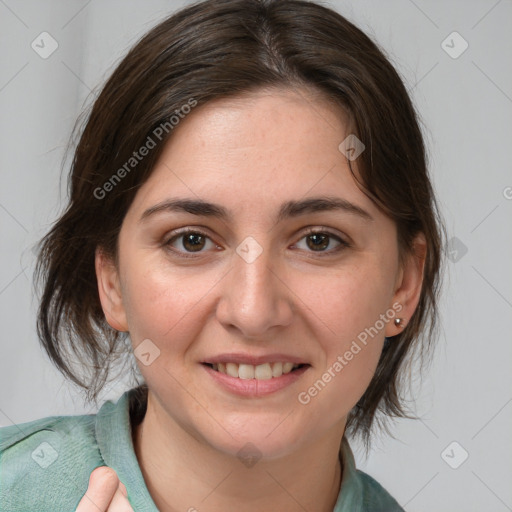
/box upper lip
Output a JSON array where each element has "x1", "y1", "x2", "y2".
[{"x1": 202, "y1": 353, "x2": 309, "y2": 366}]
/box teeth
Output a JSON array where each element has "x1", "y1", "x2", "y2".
[
  {"x1": 282, "y1": 362, "x2": 294, "y2": 373},
  {"x1": 254, "y1": 363, "x2": 272, "y2": 380},
  {"x1": 212, "y1": 362, "x2": 301, "y2": 379},
  {"x1": 238, "y1": 364, "x2": 255, "y2": 380},
  {"x1": 226, "y1": 363, "x2": 239, "y2": 378},
  {"x1": 272, "y1": 362, "x2": 283, "y2": 377}
]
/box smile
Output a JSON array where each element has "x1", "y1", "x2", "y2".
[
  {"x1": 202, "y1": 361, "x2": 310, "y2": 397},
  {"x1": 207, "y1": 362, "x2": 303, "y2": 380}
]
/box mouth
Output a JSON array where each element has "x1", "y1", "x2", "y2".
[
  {"x1": 202, "y1": 362, "x2": 309, "y2": 380},
  {"x1": 201, "y1": 353, "x2": 311, "y2": 396}
]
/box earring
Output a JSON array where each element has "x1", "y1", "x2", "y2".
[{"x1": 394, "y1": 318, "x2": 405, "y2": 329}]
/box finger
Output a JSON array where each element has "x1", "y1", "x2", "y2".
[
  {"x1": 75, "y1": 466, "x2": 119, "y2": 511},
  {"x1": 118, "y1": 481, "x2": 128, "y2": 497},
  {"x1": 107, "y1": 486, "x2": 134, "y2": 511}
]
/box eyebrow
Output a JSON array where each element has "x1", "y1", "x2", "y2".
[{"x1": 140, "y1": 196, "x2": 373, "y2": 223}]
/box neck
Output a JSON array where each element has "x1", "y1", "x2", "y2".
[{"x1": 132, "y1": 392, "x2": 344, "y2": 512}]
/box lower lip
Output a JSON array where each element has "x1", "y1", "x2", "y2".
[{"x1": 202, "y1": 364, "x2": 310, "y2": 397}]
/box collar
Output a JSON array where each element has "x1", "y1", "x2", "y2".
[
  {"x1": 95, "y1": 388, "x2": 159, "y2": 510},
  {"x1": 333, "y1": 436, "x2": 364, "y2": 511}
]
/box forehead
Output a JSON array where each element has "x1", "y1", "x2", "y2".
[
  {"x1": 180, "y1": 87, "x2": 349, "y2": 153},
  {"x1": 128, "y1": 88, "x2": 377, "y2": 220}
]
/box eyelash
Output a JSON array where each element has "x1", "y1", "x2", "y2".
[{"x1": 162, "y1": 227, "x2": 350, "y2": 259}]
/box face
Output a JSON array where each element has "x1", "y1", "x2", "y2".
[{"x1": 97, "y1": 88, "x2": 424, "y2": 459}]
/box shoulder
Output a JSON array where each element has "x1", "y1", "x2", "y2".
[
  {"x1": 357, "y1": 469, "x2": 405, "y2": 511},
  {"x1": 0, "y1": 412, "x2": 105, "y2": 512}
]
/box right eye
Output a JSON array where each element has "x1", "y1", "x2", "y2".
[{"x1": 164, "y1": 229, "x2": 220, "y2": 257}]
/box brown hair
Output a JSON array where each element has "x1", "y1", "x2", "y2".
[{"x1": 35, "y1": 0, "x2": 445, "y2": 445}]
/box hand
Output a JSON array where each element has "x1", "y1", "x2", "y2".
[{"x1": 76, "y1": 466, "x2": 134, "y2": 511}]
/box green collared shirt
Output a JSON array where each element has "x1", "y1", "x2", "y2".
[{"x1": 0, "y1": 388, "x2": 404, "y2": 511}]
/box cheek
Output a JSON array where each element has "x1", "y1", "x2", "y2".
[
  {"x1": 294, "y1": 259, "x2": 395, "y2": 344},
  {"x1": 120, "y1": 252, "x2": 223, "y2": 347},
  {"x1": 292, "y1": 260, "x2": 394, "y2": 412}
]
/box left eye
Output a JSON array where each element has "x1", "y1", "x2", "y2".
[{"x1": 293, "y1": 230, "x2": 347, "y2": 254}]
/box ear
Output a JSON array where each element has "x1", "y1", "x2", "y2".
[
  {"x1": 385, "y1": 232, "x2": 427, "y2": 337},
  {"x1": 95, "y1": 247, "x2": 129, "y2": 332}
]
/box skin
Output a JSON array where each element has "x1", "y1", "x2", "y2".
[
  {"x1": 76, "y1": 467, "x2": 131, "y2": 511},
  {"x1": 95, "y1": 87, "x2": 426, "y2": 512}
]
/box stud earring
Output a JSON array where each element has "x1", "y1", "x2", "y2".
[{"x1": 394, "y1": 318, "x2": 405, "y2": 328}]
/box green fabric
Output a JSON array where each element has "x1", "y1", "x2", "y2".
[{"x1": 0, "y1": 388, "x2": 404, "y2": 511}]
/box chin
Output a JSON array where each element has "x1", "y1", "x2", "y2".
[{"x1": 195, "y1": 415, "x2": 309, "y2": 462}]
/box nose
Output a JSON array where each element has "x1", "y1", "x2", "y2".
[{"x1": 215, "y1": 241, "x2": 294, "y2": 339}]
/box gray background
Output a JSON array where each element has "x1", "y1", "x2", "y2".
[{"x1": 1, "y1": 0, "x2": 511, "y2": 510}]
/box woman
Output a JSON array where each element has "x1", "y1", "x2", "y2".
[{"x1": 0, "y1": 0, "x2": 444, "y2": 510}]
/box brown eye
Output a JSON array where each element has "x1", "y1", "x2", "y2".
[
  {"x1": 294, "y1": 229, "x2": 349, "y2": 255},
  {"x1": 181, "y1": 232, "x2": 206, "y2": 252},
  {"x1": 165, "y1": 230, "x2": 217, "y2": 254},
  {"x1": 306, "y1": 232, "x2": 330, "y2": 251}
]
